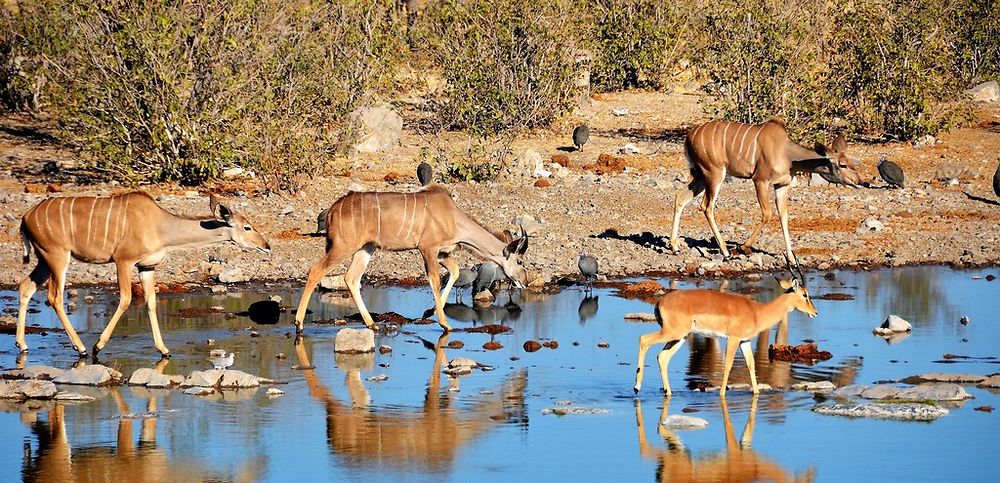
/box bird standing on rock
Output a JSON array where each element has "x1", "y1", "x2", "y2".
[
  {"x1": 878, "y1": 155, "x2": 905, "y2": 188},
  {"x1": 210, "y1": 349, "x2": 235, "y2": 370},
  {"x1": 417, "y1": 161, "x2": 433, "y2": 186},
  {"x1": 473, "y1": 261, "x2": 501, "y2": 298},
  {"x1": 578, "y1": 253, "x2": 598, "y2": 293},
  {"x1": 573, "y1": 124, "x2": 590, "y2": 152}
]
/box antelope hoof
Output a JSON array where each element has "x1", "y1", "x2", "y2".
[
  {"x1": 76, "y1": 349, "x2": 89, "y2": 359},
  {"x1": 633, "y1": 385, "x2": 640, "y2": 395},
  {"x1": 15, "y1": 341, "x2": 27, "y2": 353},
  {"x1": 91, "y1": 343, "x2": 102, "y2": 357},
  {"x1": 159, "y1": 351, "x2": 172, "y2": 360}
]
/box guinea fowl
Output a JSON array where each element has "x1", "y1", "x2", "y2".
[
  {"x1": 578, "y1": 253, "x2": 598, "y2": 293},
  {"x1": 417, "y1": 161, "x2": 433, "y2": 186},
  {"x1": 441, "y1": 267, "x2": 477, "y2": 303},
  {"x1": 878, "y1": 155, "x2": 905, "y2": 188},
  {"x1": 473, "y1": 261, "x2": 501, "y2": 298},
  {"x1": 573, "y1": 124, "x2": 590, "y2": 152}
]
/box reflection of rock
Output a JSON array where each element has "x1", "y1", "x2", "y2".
[
  {"x1": 661, "y1": 415, "x2": 709, "y2": 429},
  {"x1": 335, "y1": 352, "x2": 376, "y2": 372},
  {"x1": 335, "y1": 328, "x2": 376, "y2": 353},
  {"x1": 813, "y1": 402, "x2": 948, "y2": 421},
  {"x1": 902, "y1": 373, "x2": 986, "y2": 384},
  {"x1": 0, "y1": 379, "x2": 58, "y2": 399},
  {"x1": 52, "y1": 364, "x2": 123, "y2": 386},
  {"x1": 184, "y1": 387, "x2": 215, "y2": 396},
  {"x1": 53, "y1": 391, "x2": 95, "y2": 402},
  {"x1": 876, "y1": 331, "x2": 911, "y2": 345},
  {"x1": 444, "y1": 357, "x2": 487, "y2": 376}
]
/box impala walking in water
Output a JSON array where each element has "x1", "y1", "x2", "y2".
[
  {"x1": 295, "y1": 184, "x2": 530, "y2": 333},
  {"x1": 16, "y1": 192, "x2": 270, "y2": 357},
  {"x1": 671, "y1": 119, "x2": 862, "y2": 265},
  {"x1": 634, "y1": 265, "x2": 817, "y2": 397}
]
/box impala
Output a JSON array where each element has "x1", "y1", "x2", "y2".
[
  {"x1": 670, "y1": 119, "x2": 861, "y2": 264},
  {"x1": 634, "y1": 270, "x2": 817, "y2": 397},
  {"x1": 295, "y1": 184, "x2": 529, "y2": 333},
  {"x1": 16, "y1": 192, "x2": 270, "y2": 357}
]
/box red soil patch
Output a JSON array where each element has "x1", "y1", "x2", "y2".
[
  {"x1": 0, "y1": 321, "x2": 62, "y2": 335},
  {"x1": 446, "y1": 340, "x2": 465, "y2": 349},
  {"x1": 534, "y1": 179, "x2": 552, "y2": 188},
  {"x1": 768, "y1": 343, "x2": 832, "y2": 364},
  {"x1": 613, "y1": 280, "x2": 668, "y2": 303},
  {"x1": 551, "y1": 154, "x2": 570, "y2": 167},
  {"x1": 463, "y1": 324, "x2": 513, "y2": 335},
  {"x1": 277, "y1": 229, "x2": 311, "y2": 240},
  {"x1": 813, "y1": 293, "x2": 855, "y2": 301}
]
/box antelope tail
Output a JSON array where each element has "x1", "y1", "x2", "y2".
[{"x1": 19, "y1": 220, "x2": 30, "y2": 264}]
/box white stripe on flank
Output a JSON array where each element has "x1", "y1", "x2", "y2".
[
  {"x1": 404, "y1": 193, "x2": 417, "y2": 241},
  {"x1": 708, "y1": 122, "x2": 720, "y2": 163},
  {"x1": 68, "y1": 197, "x2": 77, "y2": 247},
  {"x1": 118, "y1": 196, "x2": 129, "y2": 249},
  {"x1": 42, "y1": 200, "x2": 53, "y2": 242},
  {"x1": 397, "y1": 193, "x2": 408, "y2": 237},
  {"x1": 103, "y1": 196, "x2": 114, "y2": 253},
  {"x1": 86, "y1": 197, "x2": 97, "y2": 246},
  {"x1": 337, "y1": 200, "x2": 344, "y2": 238},
  {"x1": 57, "y1": 198, "x2": 67, "y2": 240},
  {"x1": 736, "y1": 124, "x2": 753, "y2": 164},
  {"x1": 749, "y1": 126, "x2": 764, "y2": 167},
  {"x1": 721, "y1": 122, "x2": 732, "y2": 161}
]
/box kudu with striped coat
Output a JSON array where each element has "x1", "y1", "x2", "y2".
[
  {"x1": 16, "y1": 192, "x2": 270, "y2": 357},
  {"x1": 671, "y1": 119, "x2": 861, "y2": 264},
  {"x1": 294, "y1": 184, "x2": 529, "y2": 333}
]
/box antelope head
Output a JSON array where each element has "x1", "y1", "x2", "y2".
[
  {"x1": 815, "y1": 135, "x2": 861, "y2": 187},
  {"x1": 499, "y1": 227, "x2": 530, "y2": 289},
  {"x1": 777, "y1": 259, "x2": 816, "y2": 317},
  {"x1": 210, "y1": 195, "x2": 271, "y2": 253}
]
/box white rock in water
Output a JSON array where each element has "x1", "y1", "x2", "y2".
[
  {"x1": 334, "y1": 328, "x2": 375, "y2": 353},
  {"x1": 367, "y1": 374, "x2": 389, "y2": 382},
  {"x1": 448, "y1": 357, "x2": 479, "y2": 369},
  {"x1": 896, "y1": 383, "x2": 971, "y2": 401},
  {"x1": 661, "y1": 415, "x2": 709, "y2": 429},
  {"x1": 790, "y1": 381, "x2": 837, "y2": 393},
  {"x1": 859, "y1": 385, "x2": 900, "y2": 400},
  {"x1": 266, "y1": 388, "x2": 285, "y2": 397},
  {"x1": 184, "y1": 387, "x2": 216, "y2": 396},
  {"x1": 52, "y1": 364, "x2": 123, "y2": 386},
  {"x1": 874, "y1": 314, "x2": 911, "y2": 334},
  {"x1": 813, "y1": 402, "x2": 948, "y2": 421},
  {"x1": 0, "y1": 379, "x2": 58, "y2": 399}
]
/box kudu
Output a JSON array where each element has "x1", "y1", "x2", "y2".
[
  {"x1": 671, "y1": 119, "x2": 861, "y2": 264},
  {"x1": 294, "y1": 184, "x2": 530, "y2": 333},
  {"x1": 16, "y1": 192, "x2": 270, "y2": 357},
  {"x1": 634, "y1": 267, "x2": 817, "y2": 397}
]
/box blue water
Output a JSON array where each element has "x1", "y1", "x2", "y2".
[{"x1": 1, "y1": 266, "x2": 997, "y2": 482}]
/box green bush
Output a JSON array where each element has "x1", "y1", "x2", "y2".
[
  {"x1": 952, "y1": 0, "x2": 1000, "y2": 83},
  {"x1": 585, "y1": 0, "x2": 688, "y2": 91},
  {"x1": 5, "y1": 0, "x2": 404, "y2": 189}
]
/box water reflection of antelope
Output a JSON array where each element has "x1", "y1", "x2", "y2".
[
  {"x1": 635, "y1": 396, "x2": 815, "y2": 483},
  {"x1": 294, "y1": 334, "x2": 527, "y2": 472},
  {"x1": 21, "y1": 361, "x2": 260, "y2": 482}
]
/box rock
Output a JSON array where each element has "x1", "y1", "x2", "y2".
[
  {"x1": 859, "y1": 385, "x2": 900, "y2": 400},
  {"x1": 597, "y1": 341, "x2": 609, "y2": 348},
  {"x1": 52, "y1": 364, "x2": 123, "y2": 386},
  {"x1": 145, "y1": 372, "x2": 175, "y2": 388},
  {"x1": 831, "y1": 384, "x2": 867, "y2": 398},
  {"x1": 966, "y1": 80, "x2": 1000, "y2": 103},
  {"x1": 661, "y1": 415, "x2": 709, "y2": 429},
  {"x1": 813, "y1": 402, "x2": 948, "y2": 421},
  {"x1": 320, "y1": 274, "x2": 348, "y2": 291},
  {"x1": 552, "y1": 154, "x2": 570, "y2": 167},
  {"x1": 978, "y1": 375, "x2": 1000, "y2": 389},
  {"x1": 334, "y1": 328, "x2": 376, "y2": 353},
  {"x1": 935, "y1": 163, "x2": 966, "y2": 183},
  {"x1": 222, "y1": 167, "x2": 245, "y2": 178},
  {"x1": 611, "y1": 107, "x2": 630, "y2": 116},
  {"x1": 182, "y1": 370, "x2": 224, "y2": 388},
  {"x1": 790, "y1": 381, "x2": 837, "y2": 393},
  {"x1": 367, "y1": 374, "x2": 389, "y2": 382},
  {"x1": 483, "y1": 341, "x2": 503, "y2": 350},
  {"x1": 513, "y1": 214, "x2": 542, "y2": 235},
  {"x1": 3, "y1": 365, "x2": 66, "y2": 380},
  {"x1": 624, "y1": 312, "x2": 657, "y2": 322},
  {"x1": 378, "y1": 344, "x2": 392, "y2": 355},
  {"x1": 541, "y1": 407, "x2": 612, "y2": 416},
  {"x1": 184, "y1": 387, "x2": 216, "y2": 396},
  {"x1": 857, "y1": 217, "x2": 885, "y2": 233},
  {"x1": 874, "y1": 314, "x2": 911, "y2": 335},
  {"x1": 749, "y1": 253, "x2": 764, "y2": 267},
  {"x1": 280, "y1": 204, "x2": 294, "y2": 216},
  {"x1": 896, "y1": 383, "x2": 972, "y2": 401},
  {"x1": 53, "y1": 391, "x2": 95, "y2": 402},
  {"x1": 211, "y1": 285, "x2": 227, "y2": 294},
  {"x1": 181, "y1": 369, "x2": 264, "y2": 389},
  {"x1": 0, "y1": 379, "x2": 58, "y2": 399},
  {"x1": 523, "y1": 340, "x2": 542, "y2": 352},
  {"x1": 959, "y1": 316, "x2": 970, "y2": 326},
  {"x1": 347, "y1": 104, "x2": 403, "y2": 153},
  {"x1": 534, "y1": 178, "x2": 552, "y2": 188},
  {"x1": 912, "y1": 134, "x2": 936, "y2": 149},
  {"x1": 619, "y1": 143, "x2": 640, "y2": 154},
  {"x1": 448, "y1": 357, "x2": 479, "y2": 369},
  {"x1": 809, "y1": 173, "x2": 830, "y2": 187},
  {"x1": 901, "y1": 373, "x2": 986, "y2": 384},
  {"x1": 446, "y1": 340, "x2": 465, "y2": 349},
  {"x1": 217, "y1": 267, "x2": 249, "y2": 284},
  {"x1": 266, "y1": 388, "x2": 285, "y2": 397},
  {"x1": 128, "y1": 368, "x2": 156, "y2": 386}
]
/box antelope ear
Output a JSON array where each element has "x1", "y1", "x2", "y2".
[
  {"x1": 499, "y1": 229, "x2": 514, "y2": 245},
  {"x1": 832, "y1": 134, "x2": 848, "y2": 153},
  {"x1": 503, "y1": 238, "x2": 520, "y2": 258},
  {"x1": 211, "y1": 196, "x2": 234, "y2": 225},
  {"x1": 777, "y1": 278, "x2": 794, "y2": 290},
  {"x1": 517, "y1": 234, "x2": 528, "y2": 255}
]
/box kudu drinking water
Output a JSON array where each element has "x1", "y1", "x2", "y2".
[
  {"x1": 16, "y1": 192, "x2": 270, "y2": 357},
  {"x1": 671, "y1": 119, "x2": 862, "y2": 265},
  {"x1": 295, "y1": 184, "x2": 530, "y2": 332}
]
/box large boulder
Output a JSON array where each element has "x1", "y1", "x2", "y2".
[
  {"x1": 874, "y1": 314, "x2": 911, "y2": 335},
  {"x1": 52, "y1": 364, "x2": 123, "y2": 386},
  {"x1": 128, "y1": 368, "x2": 177, "y2": 388},
  {"x1": 966, "y1": 81, "x2": 1000, "y2": 103},
  {"x1": 334, "y1": 328, "x2": 375, "y2": 354},
  {"x1": 0, "y1": 379, "x2": 58, "y2": 399},
  {"x1": 181, "y1": 369, "x2": 268, "y2": 389},
  {"x1": 896, "y1": 383, "x2": 972, "y2": 401},
  {"x1": 347, "y1": 105, "x2": 403, "y2": 153}
]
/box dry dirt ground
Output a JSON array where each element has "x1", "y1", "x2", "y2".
[{"x1": 1, "y1": 89, "x2": 999, "y2": 291}]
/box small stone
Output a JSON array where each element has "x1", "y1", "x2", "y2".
[
  {"x1": 661, "y1": 415, "x2": 709, "y2": 429},
  {"x1": 217, "y1": 267, "x2": 249, "y2": 284},
  {"x1": 523, "y1": 340, "x2": 542, "y2": 352},
  {"x1": 813, "y1": 402, "x2": 948, "y2": 421},
  {"x1": 790, "y1": 380, "x2": 837, "y2": 393},
  {"x1": 334, "y1": 328, "x2": 376, "y2": 353},
  {"x1": 320, "y1": 275, "x2": 349, "y2": 291},
  {"x1": 206, "y1": 339, "x2": 216, "y2": 346},
  {"x1": 483, "y1": 341, "x2": 503, "y2": 350},
  {"x1": 275, "y1": 353, "x2": 287, "y2": 360},
  {"x1": 542, "y1": 340, "x2": 559, "y2": 349},
  {"x1": 874, "y1": 314, "x2": 911, "y2": 335},
  {"x1": 912, "y1": 134, "x2": 936, "y2": 148},
  {"x1": 53, "y1": 391, "x2": 95, "y2": 402},
  {"x1": 52, "y1": 364, "x2": 123, "y2": 386},
  {"x1": 266, "y1": 388, "x2": 285, "y2": 397},
  {"x1": 959, "y1": 316, "x2": 970, "y2": 325},
  {"x1": 367, "y1": 374, "x2": 389, "y2": 382},
  {"x1": 857, "y1": 217, "x2": 885, "y2": 233},
  {"x1": 597, "y1": 341, "x2": 610, "y2": 348},
  {"x1": 379, "y1": 344, "x2": 392, "y2": 355},
  {"x1": 447, "y1": 340, "x2": 465, "y2": 349},
  {"x1": 974, "y1": 406, "x2": 994, "y2": 412},
  {"x1": 184, "y1": 387, "x2": 216, "y2": 396}
]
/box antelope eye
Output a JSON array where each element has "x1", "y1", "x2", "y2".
[{"x1": 244, "y1": 226, "x2": 252, "y2": 232}]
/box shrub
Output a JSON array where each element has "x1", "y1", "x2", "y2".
[{"x1": 4, "y1": 0, "x2": 404, "y2": 190}]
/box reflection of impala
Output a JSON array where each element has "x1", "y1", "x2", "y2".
[
  {"x1": 295, "y1": 185, "x2": 530, "y2": 333},
  {"x1": 295, "y1": 335, "x2": 527, "y2": 472},
  {"x1": 635, "y1": 270, "x2": 817, "y2": 397},
  {"x1": 16, "y1": 192, "x2": 270, "y2": 357},
  {"x1": 21, "y1": 361, "x2": 260, "y2": 481},
  {"x1": 670, "y1": 119, "x2": 861, "y2": 264},
  {"x1": 635, "y1": 396, "x2": 814, "y2": 482}
]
